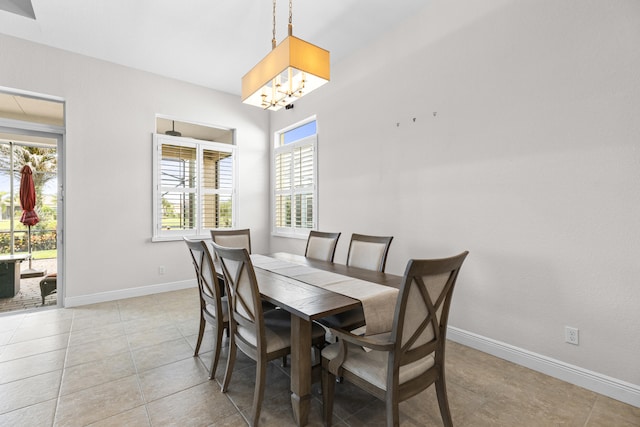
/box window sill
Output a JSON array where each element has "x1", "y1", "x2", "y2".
[
  {"x1": 152, "y1": 235, "x2": 211, "y2": 243},
  {"x1": 271, "y1": 231, "x2": 309, "y2": 240}
]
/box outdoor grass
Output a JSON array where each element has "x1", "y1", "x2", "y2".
[
  {"x1": 32, "y1": 249, "x2": 57, "y2": 259},
  {"x1": 7, "y1": 249, "x2": 57, "y2": 260}
]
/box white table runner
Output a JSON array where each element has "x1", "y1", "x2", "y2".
[{"x1": 251, "y1": 254, "x2": 398, "y2": 335}]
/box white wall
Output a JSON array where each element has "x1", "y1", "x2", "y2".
[
  {"x1": 0, "y1": 34, "x2": 270, "y2": 299},
  {"x1": 270, "y1": 0, "x2": 640, "y2": 391}
]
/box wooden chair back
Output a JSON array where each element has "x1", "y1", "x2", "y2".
[
  {"x1": 184, "y1": 237, "x2": 224, "y2": 323},
  {"x1": 184, "y1": 237, "x2": 229, "y2": 378},
  {"x1": 305, "y1": 231, "x2": 341, "y2": 262},
  {"x1": 321, "y1": 251, "x2": 469, "y2": 427},
  {"x1": 346, "y1": 233, "x2": 393, "y2": 272},
  {"x1": 390, "y1": 252, "x2": 468, "y2": 394},
  {"x1": 212, "y1": 242, "x2": 266, "y2": 359},
  {"x1": 210, "y1": 228, "x2": 252, "y2": 253}
]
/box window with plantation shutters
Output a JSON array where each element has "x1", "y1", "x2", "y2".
[
  {"x1": 273, "y1": 118, "x2": 317, "y2": 237},
  {"x1": 152, "y1": 134, "x2": 236, "y2": 241}
]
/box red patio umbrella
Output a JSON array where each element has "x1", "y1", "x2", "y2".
[{"x1": 19, "y1": 165, "x2": 41, "y2": 273}]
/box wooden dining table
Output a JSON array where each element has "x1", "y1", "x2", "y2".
[{"x1": 250, "y1": 252, "x2": 402, "y2": 426}]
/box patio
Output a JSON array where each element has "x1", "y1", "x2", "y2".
[{"x1": 0, "y1": 258, "x2": 57, "y2": 314}]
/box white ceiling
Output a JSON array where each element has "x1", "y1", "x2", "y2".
[{"x1": 0, "y1": 0, "x2": 428, "y2": 96}]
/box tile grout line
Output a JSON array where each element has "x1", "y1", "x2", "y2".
[
  {"x1": 116, "y1": 298, "x2": 155, "y2": 427},
  {"x1": 582, "y1": 394, "x2": 598, "y2": 427},
  {"x1": 52, "y1": 306, "x2": 75, "y2": 426},
  {"x1": 174, "y1": 308, "x2": 251, "y2": 426}
]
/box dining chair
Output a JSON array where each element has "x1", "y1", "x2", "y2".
[
  {"x1": 305, "y1": 230, "x2": 341, "y2": 262},
  {"x1": 211, "y1": 228, "x2": 277, "y2": 315},
  {"x1": 321, "y1": 251, "x2": 469, "y2": 427},
  {"x1": 346, "y1": 233, "x2": 394, "y2": 273},
  {"x1": 212, "y1": 243, "x2": 327, "y2": 427},
  {"x1": 210, "y1": 228, "x2": 252, "y2": 253},
  {"x1": 318, "y1": 233, "x2": 394, "y2": 332},
  {"x1": 184, "y1": 237, "x2": 229, "y2": 380}
]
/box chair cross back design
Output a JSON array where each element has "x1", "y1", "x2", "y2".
[
  {"x1": 346, "y1": 233, "x2": 394, "y2": 273},
  {"x1": 212, "y1": 242, "x2": 327, "y2": 427},
  {"x1": 305, "y1": 231, "x2": 341, "y2": 262},
  {"x1": 213, "y1": 244, "x2": 266, "y2": 357},
  {"x1": 322, "y1": 251, "x2": 469, "y2": 427},
  {"x1": 184, "y1": 237, "x2": 229, "y2": 380}
]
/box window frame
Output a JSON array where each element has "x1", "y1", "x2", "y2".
[
  {"x1": 152, "y1": 133, "x2": 237, "y2": 242},
  {"x1": 271, "y1": 117, "x2": 318, "y2": 239}
]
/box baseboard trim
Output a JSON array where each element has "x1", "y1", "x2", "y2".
[
  {"x1": 64, "y1": 279, "x2": 196, "y2": 307},
  {"x1": 447, "y1": 326, "x2": 640, "y2": 408}
]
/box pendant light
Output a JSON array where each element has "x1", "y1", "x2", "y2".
[
  {"x1": 241, "y1": 0, "x2": 330, "y2": 111},
  {"x1": 165, "y1": 120, "x2": 181, "y2": 137}
]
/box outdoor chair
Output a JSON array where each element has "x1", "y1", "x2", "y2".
[
  {"x1": 39, "y1": 273, "x2": 57, "y2": 305},
  {"x1": 322, "y1": 251, "x2": 469, "y2": 427}
]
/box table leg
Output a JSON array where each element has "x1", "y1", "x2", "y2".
[{"x1": 290, "y1": 314, "x2": 311, "y2": 426}]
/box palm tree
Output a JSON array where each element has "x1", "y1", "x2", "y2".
[
  {"x1": 0, "y1": 143, "x2": 58, "y2": 255},
  {"x1": 6, "y1": 145, "x2": 57, "y2": 195},
  {"x1": 0, "y1": 144, "x2": 56, "y2": 204}
]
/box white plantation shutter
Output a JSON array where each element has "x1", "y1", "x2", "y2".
[
  {"x1": 293, "y1": 144, "x2": 314, "y2": 187},
  {"x1": 293, "y1": 144, "x2": 314, "y2": 228},
  {"x1": 202, "y1": 148, "x2": 234, "y2": 229},
  {"x1": 273, "y1": 118, "x2": 317, "y2": 237},
  {"x1": 153, "y1": 134, "x2": 236, "y2": 241},
  {"x1": 275, "y1": 151, "x2": 292, "y2": 228},
  {"x1": 159, "y1": 143, "x2": 197, "y2": 231}
]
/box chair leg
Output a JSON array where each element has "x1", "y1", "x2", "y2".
[
  {"x1": 313, "y1": 341, "x2": 325, "y2": 367},
  {"x1": 209, "y1": 324, "x2": 224, "y2": 380},
  {"x1": 435, "y1": 377, "x2": 453, "y2": 427},
  {"x1": 251, "y1": 359, "x2": 267, "y2": 427},
  {"x1": 322, "y1": 366, "x2": 336, "y2": 427},
  {"x1": 386, "y1": 397, "x2": 399, "y2": 427},
  {"x1": 194, "y1": 315, "x2": 206, "y2": 356},
  {"x1": 282, "y1": 355, "x2": 287, "y2": 367},
  {"x1": 221, "y1": 339, "x2": 237, "y2": 392}
]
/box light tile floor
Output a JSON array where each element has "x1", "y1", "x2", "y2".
[{"x1": 0, "y1": 288, "x2": 638, "y2": 426}]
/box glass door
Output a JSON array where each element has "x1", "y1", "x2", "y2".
[{"x1": 0, "y1": 131, "x2": 60, "y2": 311}]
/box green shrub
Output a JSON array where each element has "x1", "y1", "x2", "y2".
[{"x1": 0, "y1": 229, "x2": 57, "y2": 254}]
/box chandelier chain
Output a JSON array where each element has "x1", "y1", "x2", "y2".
[
  {"x1": 272, "y1": 0, "x2": 277, "y2": 49},
  {"x1": 288, "y1": 0, "x2": 293, "y2": 36}
]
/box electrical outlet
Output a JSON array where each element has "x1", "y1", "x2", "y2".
[
  {"x1": 158, "y1": 266, "x2": 165, "y2": 275},
  {"x1": 565, "y1": 326, "x2": 579, "y2": 345}
]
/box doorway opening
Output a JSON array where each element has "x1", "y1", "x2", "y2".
[{"x1": 0, "y1": 89, "x2": 64, "y2": 314}]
